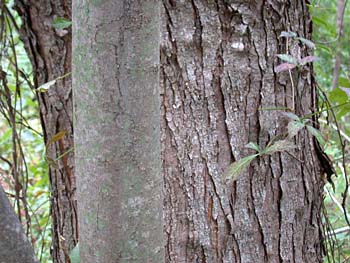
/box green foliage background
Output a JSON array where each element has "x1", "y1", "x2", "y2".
[
  {"x1": 310, "y1": 0, "x2": 350, "y2": 262},
  {"x1": 0, "y1": 1, "x2": 51, "y2": 262}
]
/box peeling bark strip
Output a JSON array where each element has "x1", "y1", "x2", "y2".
[
  {"x1": 14, "y1": 0, "x2": 77, "y2": 262},
  {"x1": 73, "y1": 1, "x2": 163, "y2": 262},
  {"x1": 160, "y1": 1, "x2": 324, "y2": 262}
]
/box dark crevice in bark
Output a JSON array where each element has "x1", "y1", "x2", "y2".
[
  {"x1": 277, "y1": 153, "x2": 284, "y2": 262},
  {"x1": 216, "y1": 45, "x2": 234, "y2": 160},
  {"x1": 163, "y1": 1, "x2": 173, "y2": 27},
  {"x1": 251, "y1": 181, "x2": 269, "y2": 261},
  {"x1": 292, "y1": 223, "x2": 297, "y2": 262},
  {"x1": 161, "y1": 1, "x2": 323, "y2": 262},
  {"x1": 15, "y1": 1, "x2": 77, "y2": 262},
  {"x1": 260, "y1": 0, "x2": 269, "y2": 65},
  {"x1": 190, "y1": 0, "x2": 203, "y2": 66}
]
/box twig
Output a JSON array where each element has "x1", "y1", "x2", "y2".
[
  {"x1": 319, "y1": 119, "x2": 350, "y2": 143},
  {"x1": 326, "y1": 226, "x2": 350, "y2": 238},
  {"x1": 332, "y1": 0, "x2": 347, "y2": 89},
  {"x1": 318, "y1": 85, "x2": 350, "y2": 227}
]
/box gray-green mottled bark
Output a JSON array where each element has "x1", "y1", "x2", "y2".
[
  {"x1": 73, "y1": 1, "x2": 163, "y2": 262},
  {"x1": 0, "y1": 185, "x2": 39, "y2": 263}
]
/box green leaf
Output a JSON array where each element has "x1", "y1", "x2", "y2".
[
  {"x1": 36, "y1": 73, "x2": 70, "y2": 92},
  {"x1": 245, "y1": 142, "x2": 261, "y2": 152},
  {"x1": 280, "y1": 31, "x2": 297, "y2": 38},
  {"x1": 287, "y1": 120, "x2": 305, "y2": 138},
  {"x1": 264, "y1": 140, "x2": 296, "y2": 155},
  {"x1": 336, "y1": 102, "x2": 350, "y2": 119},
  {"x1": 306, "y1": 125, "x2": 326, "y2": 146},
  {"x1": 54, "y1": 147, "x2": 74, "y2": 162},
  {"x1": 299, "y1": 56, "x2": 319, "y2": 66},
  {"x1": 275, "y1": 63, "x2": 297, "y2": 73},
  {"x1": 340, "y1": 87, "x2": 350, "y2": 99},
  {"x1": 224, "y1": 154, "x2": 259, "y2": 181},
  {"x1": 316, "y1": 44, "x2": 332, "y2": 54},
  {"x1": 52, "y1": 17, "x2": 72, "y2": 29},
  {"x1": 70, "y1": 243, "x2": 80, "y2": 263},
  {"x1": 312, "y1": 17, "x2": 336, "y2": 37},
  {"x1": 37, "y1": 79, "x2": 56, "y2": 92},
  {"x1": 296, "y1": 37, "x2": 315, "y2": 49},
  {"x1": 339, "y1": 77, "x2": 350, "y2": 88},
  {"x1": 277, "y1": 54, "x2": 298, "y2": 65},
  {"x1": 282, "y1": 111, "x2": 301, "y2": 121},
  {"x1": 0, "y1": 128, "x2": 12, "y2": 143},
  {"x1": 50, "y1": 130, "x2": 67, "y2": 143},
  {"x1": 46, "y1": 131, "x2": 67, "y2": 155},
  {"x1": 328, "y1": 87, "x2": 348, "y2": 105}
]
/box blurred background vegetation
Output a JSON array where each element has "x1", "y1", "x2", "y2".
[
  {"x1": 0, "y1": 0, "x2": 51, "y2": 262},
  {"x1": 310, "y1": 0, "x2": 350, "y2": 262},
  {"x1": 0, "y1": 0, "x2": 349, "y2": 262}
]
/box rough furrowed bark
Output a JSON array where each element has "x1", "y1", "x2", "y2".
[
  {"x1": 15, "y1": 1, "x2": 77, "y2": 262},
  {"x1": 73, "y1": 0, "x2": 163, "y2": 262},
  {"x1": 160, "y1": 1, "x2": 324, "y2": 262}
]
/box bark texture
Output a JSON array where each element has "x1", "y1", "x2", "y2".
[
  {"x1": 160, "y1": 1, "x2": 324, "y2": 262},
  {"x1": 16, "y1": 0, "x2": 325, "y2": 262},
  {"x1": 15, "y1": 1, "x2": 77, "y2": 262},
  {"x1": 0, "y1": 185, "x2": 39, "y2": 263},
  {"x1": 73, "y1": 0, "x2": 163, "y2": 262}
]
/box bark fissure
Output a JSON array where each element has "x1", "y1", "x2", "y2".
[
  {"x1": 15, "y1": 0, "x2": 326, "y2": 262},
  {"x1": 15, "y1": 1, "x2": 77, "y2": 261},
  {"x1": 161, "y1": 1, "x2": 324, "y2": 262}
]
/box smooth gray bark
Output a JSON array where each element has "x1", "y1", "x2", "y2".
[
  {"x1": 73, "y1": 1, "x2": 163, "y2": 262},
  {"x1": 0, "y1": 185, "x2": 39, "y2": 263},
  {"x1": 18, "y1": 0, "x2": 325, "y2": 262}
]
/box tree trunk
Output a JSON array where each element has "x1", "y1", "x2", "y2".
[
  {"x1": 73, "y1": 1, "x2": 163, "y2": 262},
  {"x1": 160, "y1": 1, "x2": 324, "y2": 262},
  {"x1": 15, "y1": 1, "x2": 77, "y2": 262},
  {"x1": 16, "y1": 0, "x2": 325, "y2": 262},
  {"x1": 0, "y1": 185, "x2": 39, "y2": 263}
]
